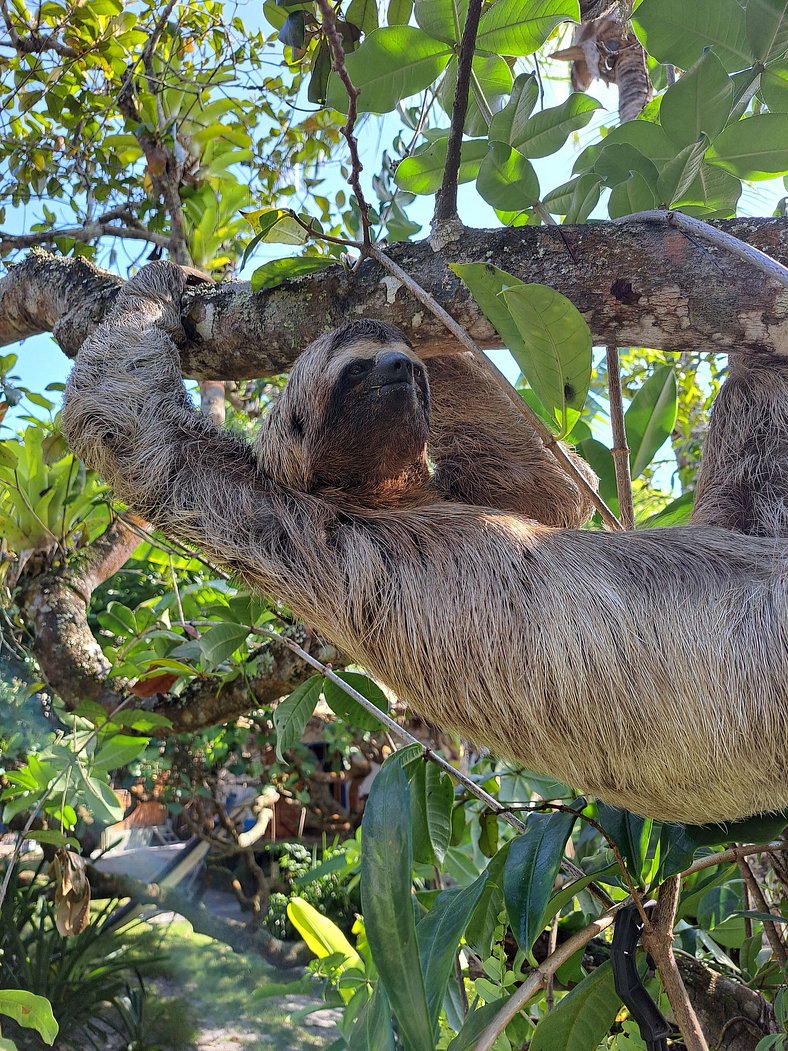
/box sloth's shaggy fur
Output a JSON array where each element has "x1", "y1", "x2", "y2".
[{"x1": 61, "y1": 262, "x2": 788, "y2": 824}]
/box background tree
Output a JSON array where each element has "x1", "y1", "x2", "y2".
[{"x1": 1, "y1": 1, "x2": 788, "y2": 1049}]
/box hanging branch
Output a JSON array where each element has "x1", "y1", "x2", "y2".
[
  {"x1": 737, "y1": 857, "x2": 788, "y2": 966},
  {"x1": 315, "y1": 0, "x2": 372, "y2": 246},
  {"x1": 434, "y1": 0, "x2": 484, "y2": 224},
  {"x1": 606, "y1": 344, "x2": 635, "y2": 529}
]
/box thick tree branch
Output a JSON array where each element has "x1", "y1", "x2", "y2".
[
  {"x1": 16, "y1": 518, "x2": 339, "y2": 733},
  {"x1": 5, "y1": 220, "x2": 788, "y2": 373}
]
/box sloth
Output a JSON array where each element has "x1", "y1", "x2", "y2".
[{"x1": 61, "y1": 262, "x2": 788, "y2": 825}]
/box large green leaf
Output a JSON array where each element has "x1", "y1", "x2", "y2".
[
  {"x1": 92, "y1": 734, "x2": 149, "y2": 773},
  {"x1": 503, "y1": 807, "x2": 579, "y2": 953},
  {"x1": 447, "y1": 996, "x2": 515, "y2": 1051},
  {"x1": 660, "y1": 49, "x2": 734, "y2": 146},
  {"x1": 0, "y1": 991, "x2": 58, "y2": 1045},
  {"x1": 529, "y1": 961, "x2": 621, "y2": 1051},
  {"x1": 577, "y1": 438, "x2": 618, "y2": 512},
  {"x1": 596, "y1": 804, "x2": 652, "y2": 883},
  {"x1": 465, "y1": 841, "x2": 511, "y2": 959},
  {"x1": 476, "y1": 0, "x2": 579, "y2": 57},
  {"x1": 274, "y1": 675, "x2": 323, "y2": 761},
  {"x1": 414, "y1": 0, "x2": 468, "y2": 44},
  {"x1": 488, "y1": 72, "x2": 539, "y2": 145},
  {"x1": 566, "y1": 172, "x2": 602, "y2": 222},
  {"x1": 476, "y1": 143, "x2": 539, "y2": 210},
  {"x1": 633, "y1": 0, "x2": 751, "y2": 72},
  {"x1": 707, "y1": 113, "x2": 788, "y2": 177},
  {"x1": 625, "y1": 364, "x2": 678, "y2": 478},
  {"x1": 347, "y1": 0, "x2": 379, "y2": 36},
  {"x1": 746, "y1": 0, "x2": 788, "y2": 62},
  {"x1": 361, "y1": 758, "x2": 435, "y2": 1051},
  {"x1": 417, "y1": 871, "x2": 489, "y2": 1023},
  {"x1": 287, "y1": 896, "x2": 363, "y2": 969},
  {"x1": 501, "y1": 283, "x2": 592, "y2": 435},
  {"x1": 513, "y1": 92, "x2": 601, "y2": 158},
  {"x1": 326, "y1": 26, "x2": 452, "y2": 113},
  {"x1": 394, "y1": 137, "x2": 487, "y2": 194},
  {"x1": 323, "y1": 671, "x2": 389, "y2": 731},
  {"x1": 346, "y1": 985, "x2": 396, "y2": 1051},
  {"x1": 584, "y1": 120, "x2": 675, "y2": 177},
  {"x1": 198, "y1": 622, "x2": 251, "y2": 668},
  {"x1": 410, "y1": 760, "x2": 454, "y2": 864},
  {"x1": 761, "y1": 59, "x2": 788, "y2": 110}
]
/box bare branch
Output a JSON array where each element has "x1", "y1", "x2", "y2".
[
  {"x1": 316, "y1": 0, "x2": 371, "y2": 246},
  {"x1": 737, "y1": 857, "x2": 788, "y2": 966},
  {"x1": 0, "y1": 0, "x2": 78, "y2": 57},
  {"x1": 434, "y1": 0, "x2": 483, "y2": 224},
  {"x1": 0, "y1": 223, "x2": 170, "y2": 252}
]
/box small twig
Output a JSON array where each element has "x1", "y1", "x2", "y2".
[
  {"x1": 316, "y1": 0, "x2": 371, "y2": 246},
  {"x1": 434, "y1": 0, "x2": 483, "y2": 224},
  {"x1": 606, "y1": 344, "x2": 635, "y2": 529},
  {"x1": 618, "y1": 210, "x2": 788, "y2": 289},
  {"x1": 737, "y1": 857, "x2": 788, "y2": 966},
  {"x1": 0, "y1": 223, "x2": 170, "y2": 251},
  {"x1": 474, "y1": 906, "x2": 624, "y2": 1051},
  {"x1": 545, "y1": 917, "x2": 559, "y2": 1011},
  {"x1": 680, "y1": 842, "x2": 785, "y2": 879},
  {"x1": 252, "y1": 624, "x2": 613, "y2": 906},
  {"x1": 642, "y1": 876, "x2": 709, "y2": 1051}
]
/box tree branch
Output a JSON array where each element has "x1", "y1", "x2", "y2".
[
  {"x1": 0, "y1": 223, "x2": 170, "y2": 252},
  {"x1": 434, "y1": 0, "x2": 483, "y2": 224},
  {"x1": 606, "y1": 344, "x2": 635, "y2": 529},
  {"x1": 5, "y1": 218, "x2": 788, "y2": 371}
]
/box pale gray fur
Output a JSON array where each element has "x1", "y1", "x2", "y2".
[{"x1": 61, "y1": 262, "x2": 788, "y2": 824}]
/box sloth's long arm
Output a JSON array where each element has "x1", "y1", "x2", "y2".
[
  {"x1": 60, "y1": 262, "x2": 288, "y2": 589},
  {"x1": 426, "y1": 353, "x2": 597, "y2": 527}
]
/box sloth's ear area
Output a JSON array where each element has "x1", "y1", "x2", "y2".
[{"x1": 254, "y1": 398, "x2": 315, "y2": 491}]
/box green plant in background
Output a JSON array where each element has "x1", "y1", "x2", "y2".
[{"x1": 264, "y1": 840, "x2": 361, "y2": 942}]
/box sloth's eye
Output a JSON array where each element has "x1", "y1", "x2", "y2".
[
  {"x1": 347, "y1": 362, "x2": 367, "y2": 376},
  {"x1": 413, "y1": 365, "x2": 424, "y2": 379}
]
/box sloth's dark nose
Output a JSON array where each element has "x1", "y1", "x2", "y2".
[{"x1": 375, "y1": 350, "x2": 413, "y2": 383}]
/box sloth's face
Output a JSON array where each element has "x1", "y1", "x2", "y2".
[{"x1": 314, "y1": 338, "x2": 431, "y2": 492}]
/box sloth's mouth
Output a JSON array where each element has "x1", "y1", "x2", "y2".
[{"x1": 370, "y1": 380, "x2": 414, "y2": 394}]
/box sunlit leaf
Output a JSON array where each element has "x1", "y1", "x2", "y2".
[
  {"x1": 633, "y1": 0, "x2": 751, "y2": 72},
  {"x1": 476, "y1": 0, "x2": 580, "y2": 57},
  {"x1": 251, "y1": 255, "x2": 336, "y2": 291},
  {"x1": 323, "y1": 671, "x2": 389, "y2": 731},
  {"x1": 488, "y1": 72, "x2": 539, "y2": 145},
  {"x1": 326, "y1": 27, "x2": 452, "y2": 114},
  {"x1": 410, "y1": 761, "x2": 454, "y2": 864},
  {"x1": 414, "y1": 0, "x2": 468, "y2": 44},
  {"x1": 513, "y1": 93, "x2": 601, "y2": 159},
  {"x1": 394, "y1": 137, "x2": 487, "y2": 194},
  {"x1": 625, "y1": 364, "x2": 678, "y2": 478},
  {"x1": 747, "y1": 0, "x2": 788, "y2": 62},
  {"x1": 476, "y1": 143, "x2": 539, "y2": 210},
  {"x1": 92, "y1": 734, "x2": 149, "y2": 773},
  {"x1": 198, "y1": 621, "x2": 250, "y2": 667},
  {"x1": 0, "y1": 991, "x2": 58, "y2": 1045}
]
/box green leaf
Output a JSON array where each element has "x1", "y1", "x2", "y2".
[
  {"x1": 476, "y1": 143, "x2": 539, "y2": 211},
  {"x1": 660, "y1": 49, "x2": 734, "y2": 146},
  {"x1": 361, "y1": 757, "x2": 434, "y2": 1051},
  {"x1": 414, "y1": 0, "x2": 468, "y2": 43},
  {"x1": 387, "y1": 0, "x2": 413, "y2": 24},
  {"x1": 566, "y1": 172, "x2": 602, "y2": 222},
  {"x1": 308, "y1": 39, "x2": 332, "y2": 105},
  {"x1": 761, "y1": 60, "x2": 788, "y2": 110},
  {"x1": 596, "y1": 804, "x2": 652, "y2": 882},
  {"x1": 417, "y1": 871, "x2": 489, "y2": 1023},
  {"x1": 347, "y1": 0, "x2": 380, "y2": 36},
  {"x1": 198, "y1": 622, "x2": 250, "y2": 668},
  {"x1": 633, "y1": 0, "x2": 750, "y2": 73},
  {"x1": 78, "y1": 770, "x2": 125, "y2": 824},
  {"x1": 24, "y1": 829, "x2": 80, "y2": 850},
  {"x1": 450, "y1": 263, "x2": 528, "y2": 364},
  {"x1": 346, "y1": 985, "x2": 396, "y2": 1051},
  {"x1": 643, "y1": 491, "x2": 695, "y2": 527},
  {"x1": 0, "y1": 443, "x2": 18, "y2": 469},
  {"x1": 488, "y1": 73, "x2": 539, "y2": 146},
  {"x1": 625, "y1": 364, "x2": 678, "y2": 478},
  {"x1": 501, "y1": 283, "x2": 592, "y2": 435},
  {"x1": 92, "y1": 734, "x2": 148, "y2": 773},
  {"x1": 274, "y1": 675, "x2": 323, "y2": 761},
  {"x1": 503, "y1": 807, "x2": 579, "y2": 952},
  {"x1": 0, "y1": 991, "x2": 58, "y2": 1045},
  {"x1": 589, "y1": 121, "x2": 674, "y2": 179},
  {"x1": 707, "y1": 113, "x2": 788, "y2": 177},
  {"x1": 608, "y1": 170, "x2": 658, "y2": 219},
  {"x1": 747, "y1": 0, "x2": 788, "y2": 62},
  {"x1": 279, "y1": 10, "x2": 306, "y2": 49},
  {"x1": 529, "y1": 961, "x2": 621, "y2": 1051},
  {"x1": 671, "y1": 162, "x2": 742, "y2": 218},
  {"x1": 326, "y1": 27, "x2": 452, "y2": 114},
  {"x1": 97, "y1": 600, "x2": 137, "y2": 637},
  {"x1": 251, "y1": 255, "x2": 336, "y2": 292},
  {"x1": 111, "y1": 709, "x2": 173, "y2": 732},
  {"x1": 394, "y1": 137, "x2": 488, "y2": 194},
  {"x1": 465, "y1": 841, "x2": 511, "y2": 959},
  {"x1": 656, "y1": 134, "x2": 709, "y2": 205},
  {"x1": 438, "y1": 53, "x2": 514, "y2": 136},
  {"x1": 323, "y1": 671, "x2": 389, "y2": 731},
  {"x1": 410, "y1": 761, "x2": 454, "y2": 864},
  {"x1": 513, "y1": 93, "x2": 601, "y2": 158},
  {"x1": 476, "y1": 0, "x2": 580, "y2": 57}
]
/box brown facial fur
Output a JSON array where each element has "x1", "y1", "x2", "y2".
[{"x1": 61, "y1": 261, "x2": 788, "y2": 825}]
